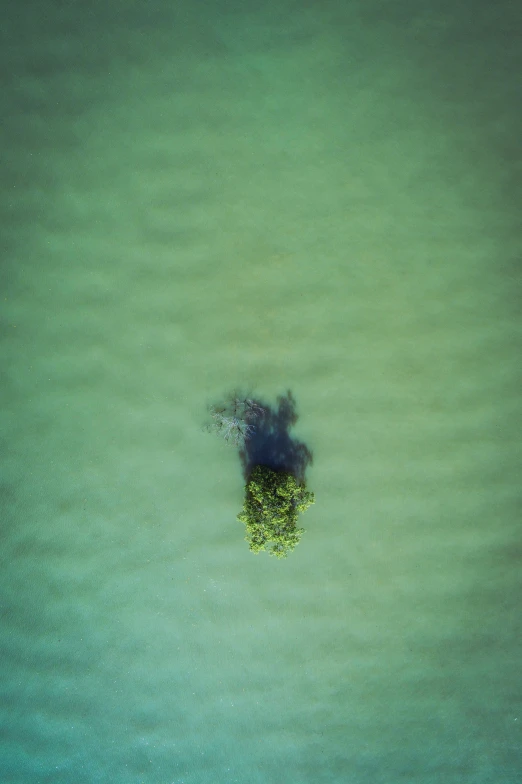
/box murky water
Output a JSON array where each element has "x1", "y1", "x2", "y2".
[{"x1": 1, "y1": 2, "x2": 520, "y2": 781}]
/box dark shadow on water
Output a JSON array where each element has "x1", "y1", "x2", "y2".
[{"x1": 239, "y1": 390, "x2": 313, "y2": 482}]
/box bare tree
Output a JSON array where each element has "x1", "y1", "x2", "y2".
[{"x1": 207, "y1": 394, "x2": 265, "y2": 448}]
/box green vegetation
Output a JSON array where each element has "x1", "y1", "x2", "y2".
[{"x1": 237, "y1": 465, "x2": 314, "y2": 558}]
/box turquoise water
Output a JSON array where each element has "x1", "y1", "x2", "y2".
[{"x1": 1, "y1": 2, "x2": 521, "y2": 782}]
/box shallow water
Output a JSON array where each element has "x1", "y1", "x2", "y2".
[{"x1": 1, "y1": 1, "x2": 521, "y2": 782}]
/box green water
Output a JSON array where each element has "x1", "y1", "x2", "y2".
[{"x1": 1, "y1": 1, "x2": 521, "y2": 782}]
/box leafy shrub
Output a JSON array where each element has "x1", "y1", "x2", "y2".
[{"x1": 237, "y1": 465, "x2": 314, "y2": 558}]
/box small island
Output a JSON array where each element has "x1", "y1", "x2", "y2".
[
  {"x1": 206, "y1": 391, "x2": 314, "y2": 558},
  {"x1": 237, "y1": 465, "x2": 314, "y2": 558}
]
